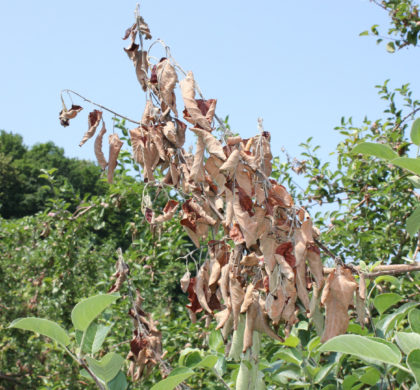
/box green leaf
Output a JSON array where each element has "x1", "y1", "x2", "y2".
[
  {"x1": 386, "y1": 41, "x2": 395, "y2": 53},
  {"x1": 395, "y1": 332, "x2": 420, "y2": 355},
  {"x1": 359, "y1": 30, "x2": 369, "y2": 36},
  {"x1": 281, "y1": 335, "x2": 300, "y2": 348},
  {"x1": 409, "y1": 309, "x2": 420, "y2": 333},
  {"x1": 407, "y1": 206, "x2": 420, "y2": 237},
  {"x1": 409, "y1": 176, "x2": 420, "y2": 188},
  {"x1": 71, "y1": 294, "x2": 119, "y2": 331},
  {"x1": 374, "y1": 275, "x2": 401, "y2": 288},
  {"x1": 184, "y1": 351, "x2": 202, "y2": 368},
  {"x1": 408, "y1": 349, "x2": 420, "y2": 386},
  {"x1": 92, "y1": 324, "x2": 113, "y2": 354},
  {"x1": 352, "y1": 142, "x2": 398, "y2": 160},
  {"x1": 85, "y1": 352, "x2": 124, "y2": 383},
  {"x1": 76, "y1": 323, "x2": 97, "y2": 354},
  {"x1": 373, "y1": 293, "x2": 402, "y2": 314},
  {"x1": 377, "y1": 302, "x2": 420, "y2": 335},
  {"x1": 360, "y1": 366, "x2": 381, "y2": 386},
  {"x1": 343, "y1": 374, "x2": 359, "y2": 390},
  {"x1": 107, "y1": 371, "x2": 128, "y2": 390},
  {"x1": 391, "y1": 158, "x2": 420, "y2": 176},
  {"x1": 9, "y1": 317, "x2": 70, "y2": 347},
  {"x1": 208, "y1": 330, "x2": 223, "y2": 352},
  {"x1": 411, "y1": 118, "x2": 420, "y2": 146},
  {"x1": 314, "y1": 363, "x2": 334, "y2": 384},
  {"x1": 196, "y1": 354, "x2": 218, "y2": 369},
  {"x1": 150, "y1": 367, "x2": 195, "y2": 390},
  {"x1": 319, "y1": 335, "x2": 401, "y2": 365}
]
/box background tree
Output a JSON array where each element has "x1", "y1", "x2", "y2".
[{"x1": 0, "y1": 130, "x2": 107, "y2": 218}]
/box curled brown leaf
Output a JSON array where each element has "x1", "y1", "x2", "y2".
[{"x1": 79, "y1": 110, "x2": 103, "y2": 147}]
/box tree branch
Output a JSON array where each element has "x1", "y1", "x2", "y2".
[{"x1": 62, "y1": 89, "x2": 140, "y2": 125}]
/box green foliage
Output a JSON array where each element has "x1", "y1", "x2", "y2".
[
  {"x1": 361, "y1": 0, "x2": 420, "y2": 51},
  {"x1": 0, "y1": 130, "x2": 106, "y2": 218},
  {"x1": 0, "y1": 162, "x2": 198, "y2": 389}
]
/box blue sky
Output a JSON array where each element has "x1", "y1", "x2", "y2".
[{"x1": 0, "y1": 0, "x2": 419, "y2": 162}]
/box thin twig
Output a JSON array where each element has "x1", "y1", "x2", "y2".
[
  {"x1": 314, "y1": 238, "x2": 345, "y2": 268},
  {"x1": 323, "y1": 263, "x2": 420, "y2": 278},
  {"x1": 393, "y1": 106, "x2": 420, "y2": 132},
  {"x1": 61, "y1": 89, "x2": 140, "y2": 125}
]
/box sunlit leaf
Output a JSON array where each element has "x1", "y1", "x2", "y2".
[
  {"x1": 407, "y1": 206, "x2": 420, "y2": 237},
  {"x1": 319, "y1": 335, "x2": 401, "y2": 365},
  {"x1": 150, "y1": 367, "x2": 195, "y2": 390},
  {"x1": 9, "y1": 317, "x2": 70, "y2": 347},
  {"x1": 411, "y1": 118, "x2": 420, "y2": 146},
  {"x1": 85, "y1": 352, "x2": 124, "y2": 383},
  {"x1": 71, "y1": 294, "x2": 119, "y2": 331},
  {"x1": 386, "y1": 41, "x2": 395, "y2": 53},
  {"x1": 352, "y1": 142, "x2": 398, "y2": 160},
  {"x1": 391, "y1": 158, "x2": 420, "y2": 176},
  {"x1": 409, "y1": 309, "x2": 420, "y2": 334},
  {"x1": 373, "y1": 293, "x2": 402, "y2": 315},
  {"x1": 395, "y1": 332, "x2": 420, "y2": 355},
  {"x1": 407, "y1": 349, "x2": 420, "y2": 386}
]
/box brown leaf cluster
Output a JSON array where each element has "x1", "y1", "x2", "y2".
[
  {"x1": 62, "y1": 15, "x2": 369, "y2": 361},
  {"x1": 127, "y1": 290, "x2": 163, "y2": 381}
]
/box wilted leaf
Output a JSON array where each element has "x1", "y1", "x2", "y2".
[
  {"x1": 153, "y1": 200, "x2": 179, "y2": 224},
  {"x1": 108, "y1": 133, "x2": 124, "y2": 183},
  {"x1": 230, "y1": 273, "x2": 245, "y2": 330},
  {"x1": 321, "y1": 269, "x2": 357, "y2": 342},
  {"x1": 180, "y1": 71, "x2": 213, "y2": 131},
  {"x1": 125, "y1": 44, "x2": 149, "y2": 91},
  {"x1": 59, "y1": 104, "x2": 83, "y2": 127},
  {"x1": 79, "y1": 110, "x2": 103, "y2": 147},
  {"x1": 190, "y1": 127, "x2": 226, "y2": 161},
  {"x1": 156, "y1": 58, "x2": 178, "y2": 117},
  {"x1": 94, "y1": 122, "x2": 108, "y2": 169}
]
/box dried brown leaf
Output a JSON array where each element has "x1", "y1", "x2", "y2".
[
  {"x1": 219, "y1": 149, "x2": 240, "y2": 178},
  {"x1": 230, "y1": 273, "x2": 245, "y2": 330},
  {"x1": 215, "y1": 307, "x2": 232, "y2": 330},
  {"x1": 227, "y1": 136, "x2": 242, "y2": 146},
  {"x1": 107, "y1": 133, "x2": 123, "y2": 183},
  {"x1": 295, "y1": 261, "x2": 310, "y2": 312},
  {"x1": 190, "y1": 127, "x2": 226, "y2": 161},
  {"x1": 153, "y1": 200, "x2": 179, "y2": 224},
  {"x1": 59, "y1": 104, "x2": 83, "y2": 127},
  {"x1": 243, "y1": 297, "x2": 258, "y2": 352},
  {"x1": 321, "y1": 269, "x2": 358, "y2": 342},
  {"x1": 180, "y1": 271, "x2": 191, "y2": 293},
  {"x1": 137, "y1": 15, "x2": 152, "y2": 39},
  {"x1": 79, "y1": 110, "x2": 103, "y2": 147},
  {"x1": 260, "y1": 235, "x2": 276, "y2": 272},
  {"x1": 219, "y1": 263, "x2": 231, "y2": 308},
  {"x1": 179, "y1": 71, "x2": 213, "y2": 131},
  {"x1": 240, "y1": 284, "x2": 255, "y2": 313},
  {"x1": 125, "y1": 45, "x2": 149, "y2": 92},
  {"x1": 196, "y1": 263, "x2": 212, "y2": 314},
  {"x1": 94, "y1": 122, "x2": 108, "y2": 169},
  {"x1": 307, "y1": 245, "x2": 324, "y2": 290},
  {"x1": 240, "y1": 253, "x2": 259, "y2": 267},
  {"x1": 190, "y1": 135, "x2": 206, "y2": 182},
  {"x1": 156, "y1": 58, "x2": 178, "y2": 117}
]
